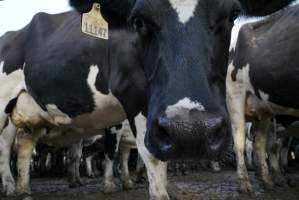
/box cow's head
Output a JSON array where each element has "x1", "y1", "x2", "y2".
[{"x1": 70, "y1": 0, "x2": 294, "y2": 161}]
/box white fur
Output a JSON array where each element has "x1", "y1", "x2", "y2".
[
  {"x1": 71, "y1": 65, "x2": 126, "y2": 130},
  {"x1": 46, "y1": 104, "x2": 72, "y2": 125},
  {"x1": 259, "y1": 90, "x2": 270, "y2": 101},
  {"x1": 226, "y1": 61, "x2": 299, "y2": 192},
  {"x1": 0, "y1": 61, "x2": 3, "y2": 74},
  {"x1": 0, "y1": 119, "x2": 17, "y2": 195},
  {"x1": 166, "y1": 97, "x2": 205, "y2": 118},
  {"x1": 135, "y1": 113, "x2": 169, "y2": 199},
  {"x1": 168, "y1": 0, "x2": 199, "y2": 24}
]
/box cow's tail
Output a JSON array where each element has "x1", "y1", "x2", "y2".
[{"x1": 0, "y1": 90, "x2": 24, "y2": 135}]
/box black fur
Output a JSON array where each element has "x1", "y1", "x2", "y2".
[
  {"x1": 232, "y1": 5, "x2": 299, "y2": 108},
  {"x1": 69, "y1": 0, "x2": 295, "y2": 160},
  {"x1": 4, "y1": 97, "x2": 18, "y2": 114}
]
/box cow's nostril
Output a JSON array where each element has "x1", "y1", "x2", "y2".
[{"x1": 157, "y1": 117, "x2": 174, "y2": 152}]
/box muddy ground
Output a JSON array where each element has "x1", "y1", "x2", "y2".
[{"x1": 1, "y1": 170, "x2": 299, "y2": 200}]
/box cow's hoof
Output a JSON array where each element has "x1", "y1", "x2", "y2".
[
  {"x1": 3, "y1": 185, "x2": 16, "y2": 196},
  {"x1": 210, "y1": 161, "x2": 221, "y2": 173},
  {"x1": 87, "y1": 174, "x2": 95, "y2": 178},
  {"x1": 238, "y1": 180, "x2": 254, "y2": 194},
  {"x1": 171, "y1": 191, "x2": 203, "y2": 200},
  {"x1": 77, "y1": 179, "x2": 85, "y2": 186},
  {"x1": 16, "y1": 187, "x2": 31, "y2": 197},
  {"x1": 17, "y1": 193, "x2": 33, "y2": 200},
  {"x1": 122, "y1": 179, "x2": 134, "y2": 190},
  {"x1": 263, "y1": 181, "x2": 275, "y2": 190},
  {"x1": 103, "y1": 182, "x2": 118, "y2": 193},
  {"x1": 150, "y1": 194, "x2": 170, "y2": 200},
  {"x1": 261, "y1": 177, "x2": 274, "y2": 190},
  {"x1": 287, "y1": 178, "x2": 297, "y2": 187},
  {"x1": 69, "y1": 182, "x2": 81, "y2": 188},
  {"x1": 274, "y1": 175, "x2": 287, "y2": 187}
]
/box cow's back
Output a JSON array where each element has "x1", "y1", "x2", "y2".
[{"x1": 234, "y1": 5, "x2": 299, "y2": 109}]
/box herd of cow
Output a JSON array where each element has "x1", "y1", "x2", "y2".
[{"x1": 0, "y1": 0, "x2": 299, "y2": 199}]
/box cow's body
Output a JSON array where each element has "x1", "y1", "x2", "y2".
[
  {"x1": 0, "y1": 11, "x2": 146, "y2": 195},
  {"x1": 227, "y1": 5, "x2": 299, "y2": 192}
]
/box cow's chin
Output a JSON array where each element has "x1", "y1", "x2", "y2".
[{"x1": 144, "y1": 117, "x2": 227, "y2": 161}]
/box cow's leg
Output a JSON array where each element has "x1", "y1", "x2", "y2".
[
  {"x1": 85, "y1": 156, "x2": 94, "y2": 177},
  {"x1": 268, "y1": 132, "x2": 286, "y2": 187},
  {"x1": 0, "y1": 119, "x2": 17, "y2": 196},
  {"x1": 134, "y1": 154, "x2": 146, "y2": 183},
  {"x1": 226, "y1": 76, "x2": 251, "y2": 193},
  {"x1": 103, "y1": 154, "x2": 117, "y2": 193},
  {"x1": 67, "y1": 140, "x2": 83, "y2": 188},
  {"x1": 245, "y1": 137, "x2": 254, "y2": 170},
  {"x1": 136, "y1": 127, "x2": 169, "y2": 200},
  {"x1": 253, "y1": 119, "x2": 274, "y2": 189},
  {"x1": 210, "y1": 161, "x2": 221, "y2": 172},
  {"x1": 120, "y1": 146, "x2": 134, "y2": 190},
  {"x1": 280, "y1": 137, "x2": 292, "y2": 173},
  {"x1": 16, "y1": 128, "x2": 42, "y2": 195}
]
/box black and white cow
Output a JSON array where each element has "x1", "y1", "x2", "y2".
[
  {"x1": 0, "y1": 0, "x2": 294, "y2": 199},
  {"x1": 227, "y1": 4, "x2": 299, "y2": 193},
  {"x1": 70, "y1": 0, "x2": 295, "y2": 197},
  {"x1": 0, "y1": 11, "x2": 146, "y2": 196}
]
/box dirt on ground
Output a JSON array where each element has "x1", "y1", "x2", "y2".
[{"x1": 1, "y1": 170, "x2": 299, "y2": 200}]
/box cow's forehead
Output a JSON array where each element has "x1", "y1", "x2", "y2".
[
  {"x1": 168, "y1": 0, "x2": 199, "y2": 24},
  {"x1": 134, "y1": 0, "x2": 236, "y2": 25}
]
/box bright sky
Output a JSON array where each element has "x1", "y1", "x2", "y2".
[{"x1": 0, "y1": 0, "x2": 71, "y2": 36}]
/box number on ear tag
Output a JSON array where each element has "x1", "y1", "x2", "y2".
[{"x1": 81, "y1": 3, "x2": 108, "y2": 40}]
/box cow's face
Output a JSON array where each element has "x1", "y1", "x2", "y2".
[
  {"x1": 127, "y1": 0, "x2": 239, "y2": 160},
  {"x1": 70, "y1": 0, "x2": 295, "y2": 161}
]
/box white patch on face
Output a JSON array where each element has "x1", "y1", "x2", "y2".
[
  {"x1": 0, "y1": 61, "x2": 4, "y2": 74},
  {"x1": 168, "y1": 0, "x2": 199, "y2": 24},
  {"x1": 166, "y1": 97, "x2": 205, "y2": 118}
]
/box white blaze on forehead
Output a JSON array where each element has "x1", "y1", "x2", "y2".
[
  {"x1": 166, "y1": 97, "x2": 205, "y2": 118},
  {"x1": 0, "y1": 61, "x2": 4, "y2": 73},
  {"x1": 168, "y1": 0, "x2": 199, "y2": 24}
]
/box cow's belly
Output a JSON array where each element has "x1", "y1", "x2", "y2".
[
  {"x1": 246, "y1": 93, "x2": 299, "y2": 120},
  {"x1": 72, "y1": 98, "x2": 127, "y2": 130},
  {"x1": 250, "y1": 63, "x2": 299, "y2": 109},
  {"x1": 0, "y1": 66, "x2": 25, "y2": 103},
  {"x1": 39, "y1": 128, "x2": 105, "y2": 147},
  {"x1": 12, "y1": 90, "x2": 126, "y2": 132},
  {"x1": 45, "y1": 93, "x2": 126, "y2": 130}
]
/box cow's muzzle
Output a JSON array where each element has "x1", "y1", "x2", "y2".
[{"x1": 145, "y1": 111, "x2": 227, "y2": 161}]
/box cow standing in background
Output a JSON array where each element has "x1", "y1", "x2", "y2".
[{"x1": 227, "y1": 4, "x2": 299, "y2": 192}]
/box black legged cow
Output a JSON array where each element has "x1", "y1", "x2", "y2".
[
  {"x1": 227, "y1": 5, "x2": 299, "y2": 193},
  {"x1": 0, "y1": 0, "x2": 294, "y2": 199}
]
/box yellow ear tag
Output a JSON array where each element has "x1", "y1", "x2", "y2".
[{"x1": 81, "y1": 3, "x2": 108, "y2": 40}]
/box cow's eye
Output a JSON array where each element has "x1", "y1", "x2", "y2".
[
  {"x1": 229, "y1": 8, "x2": 240, "y2": 22},
  {"x1": 133, "y1": 17, "x2": 148, "y2": 35}
]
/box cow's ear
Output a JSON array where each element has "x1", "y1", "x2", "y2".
[
  {"x1": 70, "y1": 0, "x2": 135, "y2": 19},
  {"x1": 69, "y1": 0, "x2": 99, "y2": 13},
  {"x1": 239, "y1": 0, "x2": 295, "y2": 16}
]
